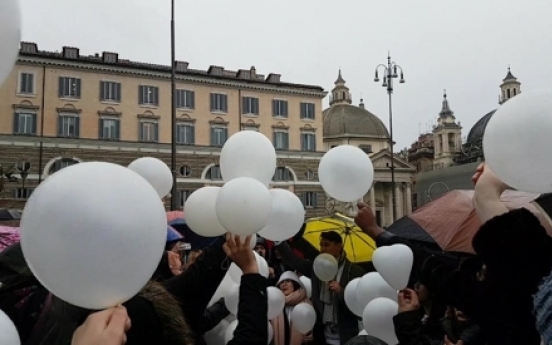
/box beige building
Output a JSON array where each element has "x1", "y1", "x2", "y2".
[
  {"x1": 322, "y1": 71, "x2": 416, "y2": 226},
  {"x1": 0, "y1": 42, "x2": 329, "y2": 217}
]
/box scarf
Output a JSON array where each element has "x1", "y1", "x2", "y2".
[
  {"x1": 272, "y1": 288, "x2": 311, "y2": 345},
  {"x1": 320, "y1": 252, "x2": 346, "y2": 324}
]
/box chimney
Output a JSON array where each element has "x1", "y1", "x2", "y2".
[
  {"x1": 250, "y1": 66, "x2": 257, "y2": 78},
  {"x1": 359, "y1": 98, "x2": 365, "y2": 109}
]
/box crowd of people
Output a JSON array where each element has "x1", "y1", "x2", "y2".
[{"x1": 1, "y1": 163, "x2": 552, "y2": 345}]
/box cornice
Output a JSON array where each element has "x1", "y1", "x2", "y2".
[{"x1": 17, "y1": 58, "x2": 328, "y2": 98}]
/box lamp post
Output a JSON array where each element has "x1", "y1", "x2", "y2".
[
  {"x1": 170, "y1": 0, "x2": 178, "y2": 210},
  {"x1": 374, "y1": 53, "x2": 405, "y2": 222}
]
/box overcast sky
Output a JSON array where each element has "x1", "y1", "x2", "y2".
[{"x1": 20, "y1": 0, "x2": 552, "y2": 149}]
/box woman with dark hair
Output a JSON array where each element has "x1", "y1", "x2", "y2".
[{"x1": 271, "y1": 271, "x2": 313, "y2": 345}]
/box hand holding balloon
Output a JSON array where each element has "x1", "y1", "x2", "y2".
[
  {"x1": 355, "y1": 203, "x2": 384, "y2": 240},
  {"x1": 72, "y1": 306, "x2": 131, "y2": 345},
  {"x1": 223, "y1": 234, "x2": 258, "y2": 274}
]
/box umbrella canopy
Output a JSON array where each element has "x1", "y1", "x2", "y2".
[
  {"x1": 166, "y1": 211, "x2": 184, "y2": 223},
  {"x1": 302, "y1": 213, "x2": 376, "y2": 263},
  {"x1": 168, "y1": 218, "x2": 217, "y2": 250},
  {"x1": 0, "y1": 226, "x2": 19, "y2": 252},
  {"x1": 388, "y1": 189, "x2": 552, "y2": 253}
]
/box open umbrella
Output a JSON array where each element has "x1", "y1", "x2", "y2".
[
  {"x1": 301, "y1": 213, "x2": 376, "y2": 263},
  {"x1": 388, "y1": 189, "x2": 552, "y2": 253},
  {"x1": 168, "y1": 218, "x2": 217, "y2": 250}
]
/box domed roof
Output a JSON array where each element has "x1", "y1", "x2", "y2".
[
  {"x1": 323, "y1": 104, "x2": 389, "y2": 138},
  {"x1": 466, "y1": 109, "x2": 497, "y2": 144}
]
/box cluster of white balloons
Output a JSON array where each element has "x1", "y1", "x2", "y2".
[
  {"x1": 185, "y1": 131, "x2": 305, "y2": 240},
  {"x1": 344, "y1": 244, "x2": 413, "y2": 344}
]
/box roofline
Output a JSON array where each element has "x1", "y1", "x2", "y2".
[{"x1": 17, "y1": 42, "x2": 327, "y2": 97}]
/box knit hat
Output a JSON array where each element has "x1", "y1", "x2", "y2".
[
  {"x1": 277, "y1": 271, "x2": 305, "y2": 290},
  {"x1": 534, "y1": 272, "x2": 552, "y2": 344}
]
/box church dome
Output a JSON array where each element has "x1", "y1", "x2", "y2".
[
  {"x1": 323, "y1": 104, "x2": 389, "y2": 138},
  {"x1": 466, "y1": 109, "x2": 496, "y2": 144},
  {"x1": 323, "y1": 70, "x2": 389, "y2": 139}
]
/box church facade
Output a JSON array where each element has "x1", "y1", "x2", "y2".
[{"x1": 322, "y1": 71, "x2": 416, "y2": 226}]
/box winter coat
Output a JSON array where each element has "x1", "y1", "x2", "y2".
[
  {"x1": 393, "y1": 309, "x2": 444, "y2": 345},
  {"x1": 275, "y1": 242, "x2": 365, "y2": 345}
]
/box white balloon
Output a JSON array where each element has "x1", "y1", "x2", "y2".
[
  {"x1": 184, "y1": 187, "x2": 227, "y2": 237},
  {"x1": 344, "y1": 278, "x2": 364, "y2": 317},
  {"x1": 220, "y1": 131, "x2": 277, "y2": 185},
  {"x1": 299, "y1": 276, "x2": 312, "y2": 298},
  {"x1": 290, "y1": 303, "x2": 316, "y2": 334},
  {"x1": 224, "y1": 284, "x2": 240, "y2": 315},
  {"x1": 359, "y1": 329, "x2": 368, "y2": 336},
  {"x1": 484, "y1": 89, "x2": 552, "y2": 193},
  {"x1": 313, "y1": 253, "x2": 338, "y2": 282},
  {"x1": 0, "y1": 309, "x2": 20, "y2": 345},
  {"x1": 209, "y1": 273, "x2": 238, "y2": 306},
  {"x1": 20, "y1": 162, "x2": 166, "y2": 309},
  {"x1": 267, "y1": 287, "x2": 286, "y2": 320},
  {"x1": 237, "y1": 233, "x2": 257, "y2": 250},
  {"x1": 268, "y1": 322, "x2": 274, "y2": 344},
  {"x1": 372, "y1": 244, "x2": 414, "y2": 290},
  {"x1": 216, "y1": 177, "x2": 273, "y2": 235},
  {"x1": 258, "y1": 189, "x2": 306, "y2": 241},
  {"x1": 318, "y1": 145, "x2": 374, "y2": 202},
  {"x1": 0, "y1": 0, "x2": 21, "y2": 87},
  {"x1": 228, "y1": 251, "x2": 270, "y2": 284},
  {"x1": 204, "y1": 319, "x2": 229, "y2": 345},
  {"x1": 356, "y1": 272, "x2": 398, "y2": 309},
  {"x1": 128, "y1": 157, "x2": 173, "y2": 197},
  {"x1": 224, "y1": 320, "x2": 238, "y2": 344},
  {"x1": 362, "y1": 298, "x2": 399, "y2": 345}
]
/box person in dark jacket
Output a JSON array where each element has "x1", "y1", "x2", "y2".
[
  {"x1": 200, "y1": 298, "x2": 230, "y2": 335},
  {"x1": 21, "y1": 234, "x2": 268, "y2": 345},
  {"x1": 275, "y1": 231, "x2": 365, "y2": 345}
]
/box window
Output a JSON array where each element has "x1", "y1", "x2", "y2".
[
  {"x1": 206, "y1": 165, "x2": 222, "y2": 180},
  {"x1": 359, "y1": 144, "x2": 372, "y2": 154},
  {"x1": 273, "y1": 167, "x2": 291, "y2": 182},
  {"x1": 301, "y1": 132, "x2": 316, "y2": 152},
  {"x1": 19, "y1": 73, "x2": 34, "y2": 94},
  {"x1": 99, "y1": 118, "x2": 120, "y2": 140},
  {"x1": 139, "y1": 85, "x2": 159, "y2": 106},
  {"x1": 139, "y1": 121, "x2": 159, "y2": 142},
  {"x1": 211, "y1": 126, "x2": 228, "y2": 147},
  {"x1": 11, "y1": 188, "x2": 34, "y2": 199},
  {"x1": 58, "y1": 114, "x2": 80, "y2": 138},
  {"x1": 210, "y1": 93, "x2": 228, "y2": 113},
  {"x1": 273, "y1": 131, "x2": 289, "y2": 150},
  {"x1": 176, "y1": 123, "x2": 195, "y2": 145},
  {"x1": 13, "y1": 112, "x2": 37, "y2": 135},
  {"x1": 179, "y1": 190, "x2": 193, "y2": 207},
  {"x1": 58, "y1": 77, "x2": 81, "y2": 98},
  {"x1": 176, "y1": 89, "x2": 195, "y2": 109},
  {"x1": 273, "y1": 100, "x2": 288, "y2": 118},
  {"x1": 242, "y1": 97, "x2": 259, "y2": 115},
  {"x1": 179, "y1": 165, "x2": 192, "y2": 177},
  {"x1": 305, "y1": 170, "x2": 315, "y2": 180},
  {"x1": 300, "y1": 102, "x2": 315, "y2": 120},
  {"x1": 303, "y1": 192, "x2": 319, "y2": 207},
  {"x1": 513, "y1": 89, "x2": 517, "y2": 96},
  {"x1": 49, "y1": 158, "x2": 80, "y2": 175},
  {"x1": 100, "y1": 81, "x2": 122, "y2": 102},
  {"x1": 507, "y1": 89, "x2": 511, "y2": 98}
]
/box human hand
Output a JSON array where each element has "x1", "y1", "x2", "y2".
[
  {"x1": 72, "y1": 306, "x2": 131, "y2": 345},
  {"x1": 472, "y1": 163, "x2": 508, "y2": 192},
  {"x1": 269, "y1": 267, "x2": 275, "y2": 278},
  {"x1": 167, "y1": 251, "x2": 183, "y2": 275},
  {"x1": 303, "y1": 331, "x2": 314, "y2": 343},
  {"x1": 397, "y1": 289, "x2": 420, "y2": 313},
  {"x1": 328, "y1": 281, "x2": 342, "y2": 294},
  {"x1": 355, "y1": 203, "x2": 384, "y2": 239},
  {"x1": 223, "y1": 233, "x2": 258, "y2": 274}
]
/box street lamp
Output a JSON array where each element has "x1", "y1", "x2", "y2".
[
  {"x1": 170, "y1": 0, "x2": 178, "y2": 210},
  {"x1": 374, "y1": 53, "x2": 405, "y2": 222}
]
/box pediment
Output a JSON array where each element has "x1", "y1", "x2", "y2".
[{"x1": 370, "y1": 150, "x2": 415, "y2": 170}]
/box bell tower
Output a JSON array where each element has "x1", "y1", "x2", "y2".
[
  {"x1": 329, "y1": 69, "x2": 352, "y2": 106},
  {"x1": 499, "y1": 66, "x2": 521, "y2": 104}
]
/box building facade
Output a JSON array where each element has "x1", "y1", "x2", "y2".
[
  {"x1": 412, "y1": 68, "x2": 522, "y2": 207},
  {"x1": 0, "y1": 42, "x2": 329, "y2": 217},
  {"x1": 322, "y1": 71, "x2": 416, "y2": 226}
]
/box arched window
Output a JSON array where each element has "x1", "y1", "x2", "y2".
[
  {"x1": 206, "y1": 165, "x2": 222, "y2": 180},
  {"x1": 273, "y1": 167, "x2": 292, "y2": 182},
  {"x1": 48, "y1": 158, "x2": 80, "y2": 175}
]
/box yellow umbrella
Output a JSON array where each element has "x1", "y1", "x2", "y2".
[{"x1": 302, "y1": 213, "x2": 376, "y2": 263}]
